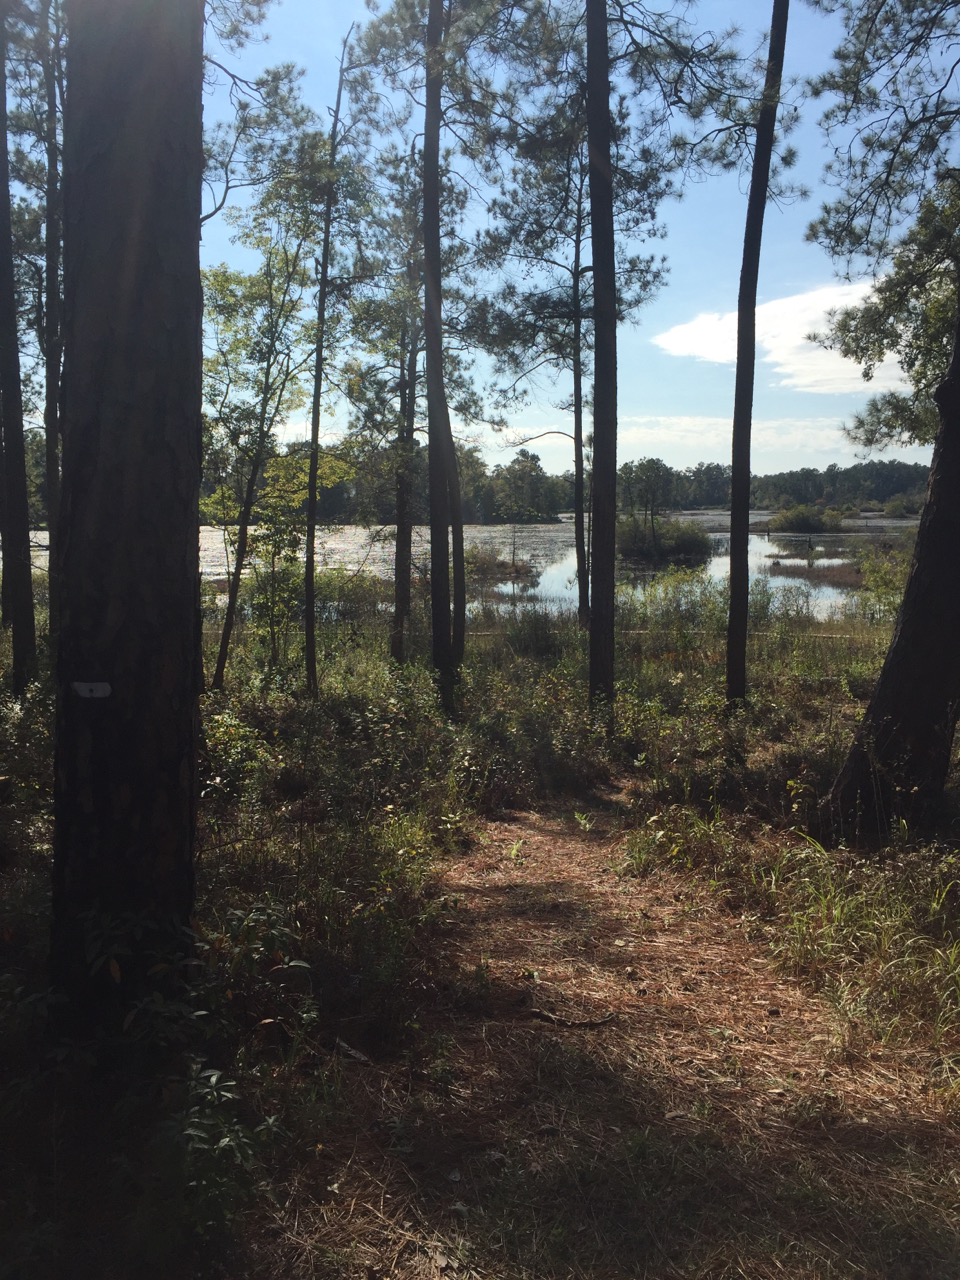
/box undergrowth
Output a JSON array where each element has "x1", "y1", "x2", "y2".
[
  {"x1": 0, "y1": 565, "x2": 956, "y2": 1276},
  {"x1": 620, "y1": 806, "x2": 958, "y2": 1065}
]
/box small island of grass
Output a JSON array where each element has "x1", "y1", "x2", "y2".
[
  {"x1": 766, "y1": 504, "x2": 844, "y2": 534},
  {"x1": 616, "y1": 515, "x2": 712, "y2": 564}
]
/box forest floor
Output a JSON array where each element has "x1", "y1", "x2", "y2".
[{"x1": 255, "y1": 787, "x2": 957, "y2": 1280}]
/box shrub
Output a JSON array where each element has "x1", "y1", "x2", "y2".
[
  {"x1": 313, "y1": 566, "x2": 386, "y2": 623},
  {"x1": 767, "y1": 505, "x2": 843, "y2": 534},
  {"x1": 616, "y1": 517, "x2": 711, "y2": 564},
  {"x1": 851, "y1": 533, "x2": 914, "y2": 621}
]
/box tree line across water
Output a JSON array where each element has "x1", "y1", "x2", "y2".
[{"x1": 22, "y1": 430, "x2": 931, "y2": 529}]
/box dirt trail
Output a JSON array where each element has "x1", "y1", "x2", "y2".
[
  {"x1": 285, "y1": 799, "x2": 955, "y2": 1280},
  {"x1": 440, "y1": 799, "x2": 943, "y2": 1120}
]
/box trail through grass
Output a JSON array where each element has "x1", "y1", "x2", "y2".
[{"x1": 237, "y1": 793, "x2": 956, "y2": 1280}]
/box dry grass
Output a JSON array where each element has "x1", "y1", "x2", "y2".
[
  {"x1": 765, "y1": 560, "x2": 864, "y2": 591},
  {"x1": 236, "y1": 795, "x2": 957, "y2": 1279}
]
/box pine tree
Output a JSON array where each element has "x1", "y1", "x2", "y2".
[{"x1": 51, "y1": 0, "x2": 205, "y2": 1012}]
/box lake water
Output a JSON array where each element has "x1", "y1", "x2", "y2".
[
  {"x1": 196, "y1": 512, "x2": 917, "y2": 618},
  {"x1": 24, "y1": 515, "x2": 912, "y2": 620}
]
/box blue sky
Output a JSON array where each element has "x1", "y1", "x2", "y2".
[{"x1": 201, "y1": 0, "x2": 932, "y2": 478}]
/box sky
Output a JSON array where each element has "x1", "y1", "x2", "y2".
[{"x1": 200, "y1": 0, "x2": 934, "y2": 479}]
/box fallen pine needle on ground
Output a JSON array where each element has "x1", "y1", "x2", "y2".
[{"x1": 254, "y1": 790, "x2": 957, "y2": 1280}]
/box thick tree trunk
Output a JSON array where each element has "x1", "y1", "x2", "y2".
[
  {"x1": 821, "y1": 328, "x2": 959, "y2": 843},
  {"x1": 51, "y1": 0, "x2": 204, "y2": 1011},
  {"x1": 0, "y1": 11, "x2": 37, "y2": 691},
  {"x1": 585, "y1": 0, "x2": 617, "y2": 705},
  {"x1": 726, "y1": 0, "x2": 789, "y2": 705}
]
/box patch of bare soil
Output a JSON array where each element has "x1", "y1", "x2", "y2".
[{"x1": 256, "y1": 794, "x2": 957, "y2": 1280}]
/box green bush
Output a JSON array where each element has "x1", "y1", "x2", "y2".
[
  {"x1": 884, "y1": 492, "x2": 924, "y2": 517},
  {"x1": 851, "y1": 533, "x2": 914, "y2": 622},
  {"x1": 313, "y1": 565, "x2": 387, "y2": 623},
  {"x1": 767, "y1": 505, "x2": 843, "y2": 534},
  {"x1": 616, "y1": 516, "x2": 712, "y2": 563}
]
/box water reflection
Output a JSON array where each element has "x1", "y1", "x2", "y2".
[{"x1": 195, "y1": 521, "x2": 887, "y2": 618}]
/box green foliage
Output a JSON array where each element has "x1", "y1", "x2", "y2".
[
  {"x1": 844, "y1": 392, "x2": 940, "y2": 452},
  {"x1": 766, "y1": 836, "x2": 958, "y2": 1048},
  {"x1": 621, "y1": 806, "x2": 958, "y2": 1053},
  {"x1": 199, "y1": 481, "x2": 241, "y2": 527},
  {"x1": 486, "y1": 450, "x2": 564, "y2": 523},
  {"x1": 23, "y1": 428, "x2": 47, "y2": 527},
  {"x1": 815, "y1": 183, "x2": 958, "y2": 449},
  {"x1": 158, "y1": 1059, "x2": 278, "y2": 1235},
  {"x1": 616, "y1": 516, "x2": 711, "y2": 563},
  {"x1": 807, "y1": 0, "x2": 957, "y2": 270},
  {"x1": 202, "y1": 702, "x2": 277, "y2": 798},
  {"x1": 0, "y1": 563, "x2": 955, "y2": 1277},
  {"x1": 312, "y1": 566, "x2": 386, "y2": 624},
  {"x1": 752, "y1": 458, "x2": 928, "y2": 510},
  {"x1": 618, "y1": 567, "x2": 728, "y2": 641},
  {"x1": 461, "y1": 665, "x2": 611, "y2": 801},
  {"x1": 463, "y1": 546, "x2": 537, "y2": 590},
  {"x1": 767, "y1": 505, "x2": 843, "y2": 534},
  {"x1": 851, "y1": 534, "x2": 914, "y2": 622},
  {"x1": 621, "y1": 805, "x2": 736, "y2": 878}
]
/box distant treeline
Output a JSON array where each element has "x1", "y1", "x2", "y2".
[
  {"x1": 313, "y1": 449, "x2": 929, "y2": 526},
  {"x1": 617, "y1": 456, "x2": 930, "y2": 520},
  {"x1": 22, "y1": 429, "x2": 929, "y2": 529}
]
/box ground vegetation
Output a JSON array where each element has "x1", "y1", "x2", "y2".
[{"x1": 0, "y1": 565, "x2": 956, "y2": 1276}]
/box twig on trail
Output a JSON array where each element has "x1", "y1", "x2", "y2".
[{"x1": 529, "y1": 1007, "x2": 616, "y2": 1029}]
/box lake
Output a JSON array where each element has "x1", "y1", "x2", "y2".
[
  {"x1": 23, "y1": 516, "x2": 914, "y2": 618},
  {"x1": 196, "y1": 511, "x2": 918, "y2": 618}
]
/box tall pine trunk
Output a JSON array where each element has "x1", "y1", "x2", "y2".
[
  {"x1": 572, "y1": 174, "x2": 590, "y2": 627},
  {"x1": 305, "y1": 34, "x2": 349, "y2": 698},
  {"x1": 40, "y1": 0, "x2": 63, "y2": 642},
  {"x1": 391, "y1": 316, "x2": 419, "y2": 663},
  {"x1": 585, "y1": 0, "x2": 616, "y2": 705},
  {"x1": 51, "y1": 0, "x2": 204, "y2": 1011},
  {"x1": 822, "y1": 326, "x2": 959, "y2": 842},
  {"x1": 0, "y1": 9, "x2": 37, "y2": 691},
  {"x1": 726, "y1": 0, "x2": 789, "y2": 704},
  {"x1": 423, "y1": 0, "x2": 461, "y2": 705}
]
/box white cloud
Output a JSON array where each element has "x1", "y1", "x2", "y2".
[
  {"x1": 651, "y1": 283, "x2": 907, "y2": 395},
  {"x1": 618, "y1": 413, "x2": 931, "y2": 472}
]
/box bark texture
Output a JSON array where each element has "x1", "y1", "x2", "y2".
[
  {"x1": 726, "y1": 0, "x2": 789, "y2": 704},
  {"x1": 41, "y1": 0, "x2": 63, "y2": 641},
  {"x1": 572, "y1": 185, "x2": 590, "y2": 627},
  {"x1": 822, "y1": 328, "x2": 959, "y2": 843},
  {"x1": 585, "y1": 0, "x2": 616, "y2": 704},
  {"x1": 51, "y1": 0, "x2": 204, "y2": 1007},
  {"x1": 305, "y1": 39, "x2": 348, "y2": 697},
  {"x1": 391, "y1": 315, "x2": 419, "y2": 664},
  {"x1": 423, "y1": 0, "x2": 461, "y2": 703}
]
